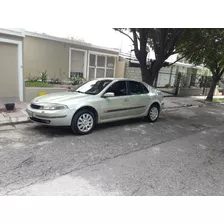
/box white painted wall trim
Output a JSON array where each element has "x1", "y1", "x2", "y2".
[
  {"x1": 0, "y1": 38, "x2": 24, "y2": 101},
  {"x1": 69, "y1": 48, "x2": 88, "y2": 79},
  {"x1": 0, "y1": 28, "x2": 25, "y2": 37},
  {"x1": 87, "y1": 51, "x2": 90, "y2": 80},
  {"x1": 88, "y1": 50, "x2": 119, "y2": 58}
]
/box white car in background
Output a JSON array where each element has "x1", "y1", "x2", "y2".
[{"x1": 26, "y1": 78, "x2": 164, "y2": 135}]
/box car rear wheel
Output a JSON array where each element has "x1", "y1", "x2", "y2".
[
  {"x1": 71, "y1": 109, "x2": 95, "y2": 135},
  {"x1": 147, "y1": 104, "x2": 160, "y2": 122}
]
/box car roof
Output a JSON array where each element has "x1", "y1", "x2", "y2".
[{"x1": 94, "y1": 77, "x2": 143, "y2": 82}]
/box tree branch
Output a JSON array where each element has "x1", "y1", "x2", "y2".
[
  {"x1": 114, "y1": 28, "x2": 134, "y2": 43},
  {"x1": 219, "y1": 66, "x2": 224, "y2": 77},
  {"x1": 165, "y1": 53, "x2": 190, "y2": 67}
]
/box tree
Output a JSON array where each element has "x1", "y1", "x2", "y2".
[
  {"x1": 114, "y1": 28, "x2": 185, "y2": 86},
  {"x1": 179, "y1": 29, "x2": 224, "y2": 101}
]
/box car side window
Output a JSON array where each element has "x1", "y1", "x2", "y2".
[
  {"x1": 128, "y1": 81, "x2": 149, "y2": 95},
  {"x1": 106, "y1": 81, "x2": 127, "y2": 96}
]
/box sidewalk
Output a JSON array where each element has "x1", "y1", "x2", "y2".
[
  {"x1": 0, "y1": 102, "x2": 29, "y2": 126},
  {"x1": 0, "y1": 96, "x2": 223, "y2": 127},
  {"x1": 163, "y1": 97, "x2": 202, "y2": 109}
]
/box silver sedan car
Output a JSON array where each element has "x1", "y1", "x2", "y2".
[{"x1": 26, "y1": 78, "x2": 164, "y2": 135}]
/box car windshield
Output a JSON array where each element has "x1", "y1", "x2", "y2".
[{"x1": 72, "y1": 79, "x2": 112, "y2": 95}]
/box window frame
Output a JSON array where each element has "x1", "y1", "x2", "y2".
[
  {"x1": 127, "y1": 81, "x2": 149, "y2": 95},
  {"x1": 103, "y1": 80, "x2": 128, "y2": 97},
  {"x1": 87, "y1": 51, "x2": 118, "y2": 80}
]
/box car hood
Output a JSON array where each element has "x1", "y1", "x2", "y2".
[{"x1": 32, "y1": 91, "x2": 90, "y2": 105}]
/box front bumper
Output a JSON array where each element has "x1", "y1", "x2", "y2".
[{"x1": 26, "y1": 104, "x2": 73, "y2": 126}]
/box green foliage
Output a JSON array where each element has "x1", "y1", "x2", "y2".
[
  {"x1": 40, "y1": 70, "x2": 48, "y2": 83},
  {"x1": 164, "y1": 84, "x2": 171, "y2": 88},
  {"x1": 178, "y1": 29, "x2": 224, "y2": 76},
  {"x1": 71, "y1": 76, "x2": 86, "y2": 85},
  {"x1": 49, "y1": 78, "x2": 61, "y2": 84},
  {"x1": 25, "y1": 81, "x2": 53, "y2": 87},
  {"x1": 213, "y1": 98, "x2": 224, "y2": 103},
  {"x1": 27, "y1": 75, "x2": 39, "y2": 82},
  {"x1": 178, "y1": 29, "x2": 224, "y2": 100}
]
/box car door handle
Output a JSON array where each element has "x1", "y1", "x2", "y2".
[{"x1": 124, "y1": 98, "x2": 130, "y2": 102}]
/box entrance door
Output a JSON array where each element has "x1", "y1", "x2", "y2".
[{"x1": 70, "y1": 49, "x2": 86, "y2": 78}]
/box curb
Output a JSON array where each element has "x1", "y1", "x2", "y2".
[
  {"x1": 0, "y1": 119, "x2": 32, "y2": 127},
  {"x1": 163, "y1": 104, "x2": 203, "y2": 111}
]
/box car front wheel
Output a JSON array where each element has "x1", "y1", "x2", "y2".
[
  {"x1": 147, "y1": 104, "x2": 160, "y2": 122},
  {"x1": 71, "y1": 109, "x2": 95, "y2": 135}
]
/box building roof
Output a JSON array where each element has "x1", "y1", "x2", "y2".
[
  {"x1": 0, "y1": 28, "x2": 120, "y2": 54},
  {"x1": 25, "y1": 31, "x2": 120, "y2": 54},
  {"x1": 0, "y1": 28, "x2": 25, "y2": 37}
]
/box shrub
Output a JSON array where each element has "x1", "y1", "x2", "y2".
[
  {"x1": 40, "y1": 70, "x2": 47, "y2": 83},
  {"x1": 164, "y1": 84, "x2": 171, "y2": 88},
  {"x1": 71, "y1": 76, "x2": 86, "y2": 85},
  {"x1": 28, "y1": 75, "x2": 40, "y2": 82},
  {"x1": 49, "y1": 78, "x2": 62, "y2": 84}
]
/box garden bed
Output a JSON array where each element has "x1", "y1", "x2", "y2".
[{"x1": 25, "y1": 81, "x2": 54, "y2": 87}]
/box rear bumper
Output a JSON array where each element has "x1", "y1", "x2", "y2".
[{"x1": 26, "y1": 104, "x2": 72, "y2": 126}]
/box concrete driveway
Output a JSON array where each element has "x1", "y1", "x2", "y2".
[{"x1": 0, "y1": 104, "x2": 224, "y2": 195}]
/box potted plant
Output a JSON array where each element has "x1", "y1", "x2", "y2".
[{"x1": 5, "y1": 103, "x2": 15, "y2": 111}]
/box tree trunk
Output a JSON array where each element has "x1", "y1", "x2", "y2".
[
  {"x1": 140, "y1": 67, "x2": 154, "y2": 86},
  {"x1": 139, "y1": 61, "x2": 162, "y2": 87},
  {"x1": 153, "y1": 70, "x2": 160, "y2": 87},
  {"x1": 206, "y1": 79, "x2": 217, "y2": 101},
  {"x1": 151, "y1": 60, "x2": 163, "y2": 88}
]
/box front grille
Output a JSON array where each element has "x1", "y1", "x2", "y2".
[
  {"x1": 30, "y1": 117, "x2": 50, "y2": 124},
  {"x1": 31, "y1": 103, "x2": 41, "y2": 109}
]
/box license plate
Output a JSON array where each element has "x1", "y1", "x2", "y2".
[{"x1": 27, "y1": 110, "x2": 33, "y2": 117}]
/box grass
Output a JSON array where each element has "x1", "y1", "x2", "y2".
[
  {"x1": 25, "y1": 81, "x2": 54, "y2": 87},
  {"x1": 213, "y1": 98, "x2": 224, "y2": 103},
  {"x1": 160, "y1": 88, "x2": 174, "y2": 93}
]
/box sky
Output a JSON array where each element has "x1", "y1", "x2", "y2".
[{"x1": 1, "y1": 0, "x2": 221, "y2": 61}]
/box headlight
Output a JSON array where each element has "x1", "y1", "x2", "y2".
[{"x1": 40, "y1": 104, "x2": 68, "y2": 110}]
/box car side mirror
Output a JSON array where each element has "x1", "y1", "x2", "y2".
[{"x1": 103, "y1": 92, "x2": 115, "y2": 98}]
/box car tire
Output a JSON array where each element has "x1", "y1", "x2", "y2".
[
  {"x1": 147, "y1": 104, "x2": 160, "y2": 122},
  {"x1": 71, "y1": 109, "x2": 95, "y2": 135}
]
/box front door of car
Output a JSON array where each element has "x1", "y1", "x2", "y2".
[
  {"x1": 126, "y1": 81, "x2": 151, "y2": 116},
  {"x1": 99, "y1": 81, "x2": 130, "y2": 121}
]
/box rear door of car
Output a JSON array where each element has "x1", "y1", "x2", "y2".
[{"x1": 126, "y1": 80, "x2": 151, "y2": 116}]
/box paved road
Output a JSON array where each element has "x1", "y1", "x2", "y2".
[{"x1": 0, "y1": 104, "x2": 224, "y2": 195}]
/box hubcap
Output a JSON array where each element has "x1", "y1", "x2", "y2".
[
  {"x1": 77, "y1": 113, "x2": 94, "y2": 132},
  {"x1": 149, "y1": 107, "x2": 159, "y2": 121}
]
